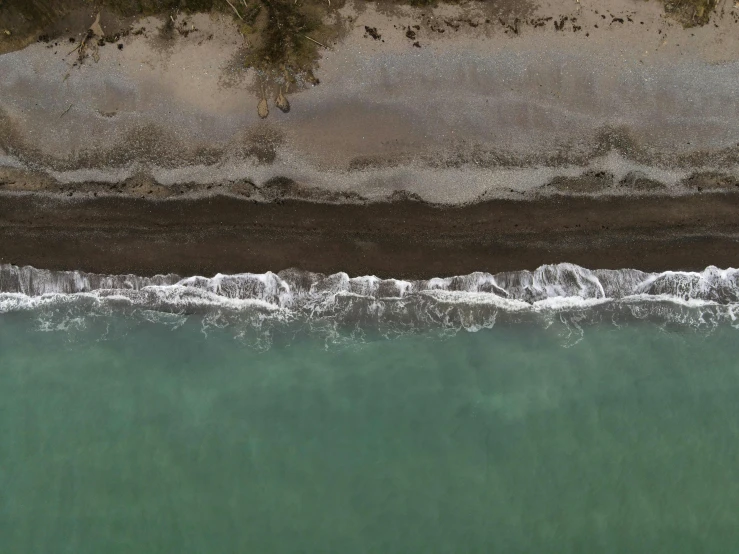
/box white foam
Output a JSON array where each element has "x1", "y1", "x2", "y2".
[{"x1": 1, "y1": 263, "x2": 739, "y2": 333}]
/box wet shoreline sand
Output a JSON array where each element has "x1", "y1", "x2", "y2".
[{"x1": 2, "y1": 192, "x2": 738, "y2": 278}]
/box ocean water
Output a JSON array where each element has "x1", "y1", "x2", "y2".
[{"x1": 2, "y1": 264, "x2": 739, "y2": 552}]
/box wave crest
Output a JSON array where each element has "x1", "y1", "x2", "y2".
[
  {"x1": 5, "y1": 262, "x2": 738, "y2": 303},
  {"x1": 2, "y1": 263, "x2": 738, "y2": 342}
]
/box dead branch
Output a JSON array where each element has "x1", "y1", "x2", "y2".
[
  {"x1": 302, "y1": 34, "x2": 327, "y2": 48},
  {"x1": 224, "y1": 0, "x2": 244, "y2": 20}
]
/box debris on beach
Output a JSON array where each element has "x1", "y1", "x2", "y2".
[
  {"x1": 258, "y1": 97, "x2": 269, "y2": 119},
  {"x1": 275, "y1": 89, "x2": 290, "y2": 113}
]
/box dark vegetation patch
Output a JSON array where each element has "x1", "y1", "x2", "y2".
[
  {"x1": 217, "y1": 0, "x2": 347, "y2": 106},
  {"x1": 0, "y1": 0, "x2": 722, "y2": 116},
  {"x1": 1, "y1": 0, "x2": 721, "y2": 59},
  {"x1": 663, "y1": 0, "x2": 717, "y2": 26},
  {"x1": 364, "y1": 25, "x2": 381, "y2": 40}
]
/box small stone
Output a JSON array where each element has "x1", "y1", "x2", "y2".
[
  {"x1": 258, "y1": 98, "x2": 269, "y2": 119},
  {"x1": 275, "y1": 90, "x2": 290, "y2": 113}
]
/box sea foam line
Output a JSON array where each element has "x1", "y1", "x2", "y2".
[{"x1": 1, "y1": 263, "x2": 738, "y2": 315}]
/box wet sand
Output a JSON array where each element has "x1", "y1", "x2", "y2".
[{"x1": 2, "y1": 193, "x2": 738, "y2": 277}]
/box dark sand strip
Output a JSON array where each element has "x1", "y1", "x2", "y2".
[{"x1": 1, "y1": 194, "x2": 738, "y2": 277}]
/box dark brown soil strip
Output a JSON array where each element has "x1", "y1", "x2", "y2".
[{"x1": 1, "y1": 194, "x2": 738, "y2": 278}]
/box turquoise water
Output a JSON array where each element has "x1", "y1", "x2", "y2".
[{"x1": 2, "y1": 311, "x2": 739, "y2": 553}]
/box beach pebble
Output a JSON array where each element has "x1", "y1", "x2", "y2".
[
  {"x1": 275, "y1": 91, "x2": 290, "y2": 113},
  {"x1": 257, "y1": 98, "x2": 269, "y2": 119}
]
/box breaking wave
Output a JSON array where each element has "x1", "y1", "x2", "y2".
[{"x1": 1, "y1": 263, "x2": 738, "y2": 346}]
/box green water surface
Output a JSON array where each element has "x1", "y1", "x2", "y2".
[{"x1": 1, "y1": 313, "x2": 739, "y2": 553}]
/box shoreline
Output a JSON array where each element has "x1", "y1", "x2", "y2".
[{"x1": 2, "y1": 193, "x2": 738, "y2": 278}]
